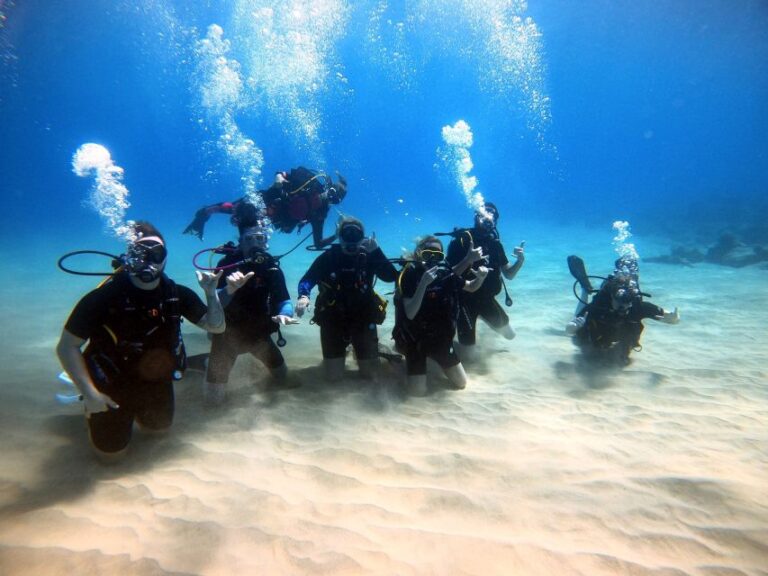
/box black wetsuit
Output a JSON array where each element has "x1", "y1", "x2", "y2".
[
  {"x1": 184, "y1": 167, "x2": 337, "y2": 247},
  {"x1": 298, "y1": 244, "x2": 397, "y2": 361},
  {"x1": 393, "y1": 262, "x2": 465, "y2": 376},
  {"x1": 446, "y1": 228, "x2": 511, "y2": 345},
  {"x1": 207, "y1": 250, "x2": 291, "y2": 384},
  {"x1": 64, "y1": 273, "x2": 206, "y2": 453},
  {"x1": 574, "y1": 286, "x2": 664, "y2": 363}
]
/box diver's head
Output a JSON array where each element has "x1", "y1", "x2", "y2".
[
  {"x1": 474, "y1": 202, "x2": 499, "y2": 234},
  {"x1": 415, "y1": 236, "x2": 445, "y2": 268},
  {"x1": 239, "y1": 222, "x2": 270, "y2": 260},
  {"x1": 323, "y1": 183, "x2": 346, "y2": 205},
  {"x1": 323, "y1": 174, "x2": 347, "y2": 205},
  {"x1": 274, "y1": 171, "x2": 289, "y2": 186},
  {"x1": 337, "y1": 216, "x2": 365, "y2": 255},
  {"x1": 232, "y1": 201, "x2": 260, "y2": 230},
  {"x1": 126, "y1": 221, "x2": 167, "y2": 285},
  {"x1": 609, "y1": 278, "x2": 639, "y2": 314},
  {"x1": 614, "y1": 255, "x2": 639, "y2": 279}
]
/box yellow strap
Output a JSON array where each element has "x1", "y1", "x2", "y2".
[
  {"x1": 396, "y1": 262, "x2": 412, "y2": 296},
  {"x1": 102, "y1": 324, "x2": 118, "y2": 345},
  {"x1": 96, "y1": 267, "x2": 122, "y2": 288},
  {"x1": 287, "y1": 173, "x2": 328, "y2": 196},
  {"x1": 459, "y1": 229, "x2": 473, "y2": 248}
]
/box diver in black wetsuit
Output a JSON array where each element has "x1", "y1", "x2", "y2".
[
  {"x1": 294, "y1": 216, "x2": 397, "y2": 380},
  {"x1": 203, "y1": 220, "x2": 299, "y2": 406},
  {"x1": 183, "y1": 167, "x2": 347, "y2": 248},
  {"x1": 393, "y1": 236, "x2": 488, "y2": 396},
  {"x1": 55, "y1": 221, "x2": 241, "y2": 460},
  {"x1": 445, "y1": 202, "x2": 525, "y2": 360},
  {"x1": 566, "y1": 255, "x2": 680, "y2": 365}
]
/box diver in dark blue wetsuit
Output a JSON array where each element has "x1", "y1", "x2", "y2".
[{"x1": 294, "y1": 216, "x2": 397, "y2": 380}]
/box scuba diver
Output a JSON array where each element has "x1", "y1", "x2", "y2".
[
  {"x1": 55, "y1": 221, "x2": 245, "y2": 461},
  {"x1": 294, "y1": 216, "x2": 397, "y2": 380},
  {"x1": 183, "y1": 167, "x2": 347, "y2": 248},
  {"x1": 444, "y1": 202, "x2": 525, "y2": 359},
  {"x1": 565, "y1": 254, "x2": 680, "y2": 365},
  {"x1": 393, "y1": 236, "x2": 489, "y2": 396},
  {"x1": 202, "y1": 218, "x2": 299, "y2": 406}
]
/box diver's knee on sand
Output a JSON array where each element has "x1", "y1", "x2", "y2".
[
  {"x1": 323, "y1": 357, "x2": 345, "y2": 381},
  {"x1": 90, "y1": 443, "x2": 129, "y2": 464},
  {"x1": 357, "y1": 358, "x2": 379, "y2": 380},
  {"x1": 204, "y1": 379, "x2": 226, "y2": 406},
  {"x1": 270, "y1": 363, "x2": 288, "y2": 382},
  {"x1": 493, "y1": 323, "x2": 516, "y2": 340},
  {"x1": 444, "y1": 364, "x2": 467, "y2": 389},
  {"x1": 455, "y1": 341, "x2": 477, "y2": 363},
  {"x1": 406, "y1": 374, "x2": 428, "y2": 397}
]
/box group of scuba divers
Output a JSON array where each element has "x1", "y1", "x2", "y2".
[{"x1": 56, "y1": 167, "x2": 680, "y2": 460}]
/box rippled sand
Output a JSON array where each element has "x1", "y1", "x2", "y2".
[{"x1": 1, "y1": 225, "x2": 766, "y2": 575}]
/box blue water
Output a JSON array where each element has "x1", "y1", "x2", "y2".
[
  {"x1": 2, "y1": 0, "x2": 767, "y2": 253},
  {"x1": 2, "y1": 4, "x2": 768, "y2": 574}
]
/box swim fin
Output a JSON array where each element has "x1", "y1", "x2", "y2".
[
  {"x1": 55, "y1": 371, "x2": 83, "y2": 404},
  {"x1": 183, "y1": 207, "x2": 210, "y2": 240},
  {"x1": 567, "y1": 255, "x2": 594, "y2": 293},
  {"x1": 56, "y1": 392, "x2": 83, "y2": 405}
]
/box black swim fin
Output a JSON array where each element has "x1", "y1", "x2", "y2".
[
  {"x1": 183, "y1": 208, "x2": 210, "y2": 240},
  {"x1": 567, "y1": 255, "x2": 594, "y2": 293}
]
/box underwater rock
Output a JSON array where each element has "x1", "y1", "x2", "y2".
[
  {"x1": 645, "y1": 245, "x2": 704, "y2": 267},
  {"x1": 647, "y1": 233, "x2": 768, "y2": 268}
]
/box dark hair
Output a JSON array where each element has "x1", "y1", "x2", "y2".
[
  {"x1": 475, "y1": 202, "x2": 499, "y2": 222},
  {"x1": 336, "y1": 215, "x2": 364, "y2": 236},
  {"x1": 417, "y1": 235, "x2": 443, "y2": 252},
  {"x1": 234, "y1": 202, "x2": 261, "y2": 233},
  {"x1": 133, "y1": 220, "x2": 165, "y2": 244},
  {"x1": 407, "y1": 235, "x2": 443, "y2": 262}
]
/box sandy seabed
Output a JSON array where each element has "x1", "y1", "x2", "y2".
[{"x1": 0, "y1": 223, "x2": 766, "y2": 576}]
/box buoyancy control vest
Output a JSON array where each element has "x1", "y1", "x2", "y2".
[
  {"x1": 393, "y1": 262, "x2": 459, "y2": 346},
  {"x1": 218, "y1": 250, "x2": 283, "y2": 336},
  {"x1": 85, "y1": 273, "x2": 187, "y2": 385},
  {"x1": 312, "y1": 245, "x2": 387, "y2": 326},
  {"x1": 266, "y1": 167, "x2": 328, "y2": 232}
]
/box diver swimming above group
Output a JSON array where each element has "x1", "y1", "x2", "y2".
[
  {"x1": 183, "y1": 167, "x2": 347, "y2": 248},
  {"x1": 56, "y1": 172, "x2": 680, "y2": 461}
]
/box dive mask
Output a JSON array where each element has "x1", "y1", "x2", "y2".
[
  {"x1": 339, "y1": 223, "x2": 364, "y2": 254},
  {"x1": 339, "y1": 223, "x2": 364, "y2": 244},
  {"x1": 240, "y1": 226, "x2": 269, "y2": 259},
  {"x1": 611, "y1": 283, "x2": 639, "y2": 313},
  {"x1": 126, "y1": 239, "x2": 167, "y2": 282},
  {"x1": 418, "y1": 247, "x2": 444, "y2": 267}
]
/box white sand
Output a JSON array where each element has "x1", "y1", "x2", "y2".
[{"x1": 0, "y1": 222, "x2": 766, "y2": 576}]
